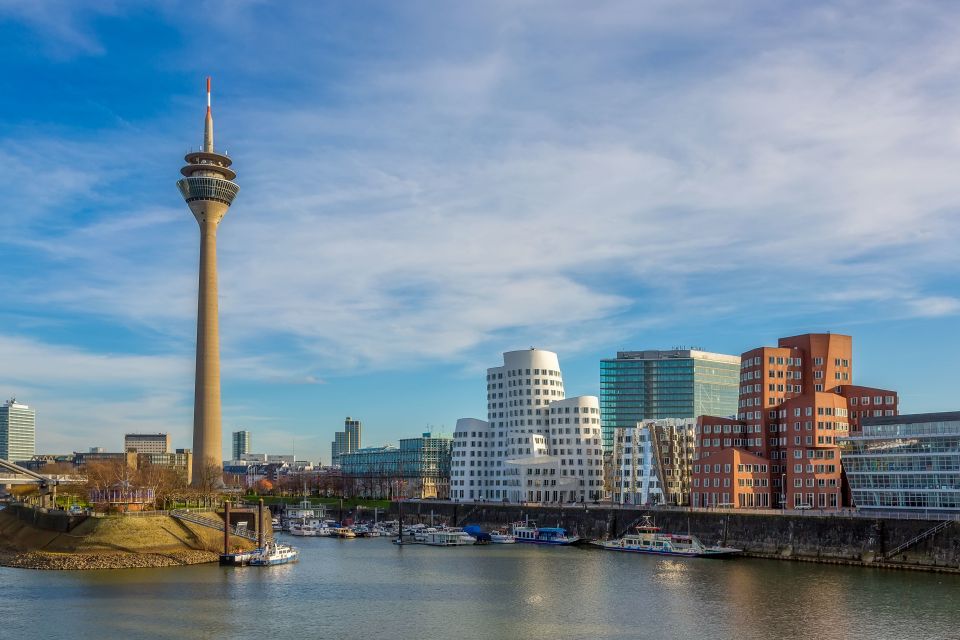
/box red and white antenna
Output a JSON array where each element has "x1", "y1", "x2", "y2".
[{"x1": 206, "y1": 76, "x2": 212, "y2": 113}]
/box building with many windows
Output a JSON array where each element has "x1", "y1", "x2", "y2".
[
  {"x1": 451, "y1": 348, "x2": 604, "y2": 503},
  {"x1": 331, "y1": 417, "x2": 362, "y2": 466},
  {"x1": 840, "y1": 412, "x2": 960, "y2": 512},
  {"x1": 1, "y1": 399, "x2": 36, "y2": 463},
  {"x1": 691, "y1": 333, "x2": 898, "y2": 510},
  {"x1": 124, "y1": 433, "x2": 171, "y2": 455},
  {"x1": 613, "y1": 418, "x2": 697, "y2": 506},
  {"x1": 600, "y1": 350, "x2": 740, "y2": 453},
  {"x1": 339, "y1": 432, "x2": 452, "y2": 499},
  {"x1": 232, "y1": 430, "x2": 251, "y2": 460}
]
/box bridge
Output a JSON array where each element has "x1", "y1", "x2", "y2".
[{"x1": 0, "y1": 458, "x2": 85, "y2": 507}]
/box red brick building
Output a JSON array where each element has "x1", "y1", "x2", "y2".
[{"x1": 691, "y1": 333, "x2": 897, "y2": 510}]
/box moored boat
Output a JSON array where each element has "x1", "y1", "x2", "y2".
[
  {"x1": 511, "y1": 521, "x2": 580, "y2": 545},
  {"x1": 332, "y1": 526, "x2": 357, "y2": 539},
  {"x1": 422, "y1": 528, "x2": 476, "y2": 546},
  {"x1": 249, "y1": 541, "x2": 299, "y2": 566},
  {"x1": 596, "y1": 516, "x2": 741, "y2": 558},
  {"x1": 490, "y1": 530, "x2": 516, "y2": 544}
]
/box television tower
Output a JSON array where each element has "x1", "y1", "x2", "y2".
[{"x1": 176, "y1": 78, "x2": 239, "y2": 486}]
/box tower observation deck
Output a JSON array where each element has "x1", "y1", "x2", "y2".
[{"x1": 177, "y1": 77, "x2": 239, "y2": 486}]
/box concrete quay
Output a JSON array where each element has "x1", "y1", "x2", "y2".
[{"x1": 393, "y1": 501, "x2": 960, "y2": 573}]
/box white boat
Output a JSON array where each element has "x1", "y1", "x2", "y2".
[
  {"x1": 422, "y1": 528, "x2": 476, "y2": 546},
  {"x1": 249, "y1": 541, "x2": 299, "y2": 566},
  {"x1": 283, "y1": 499, "x2": 327, "y2": 531},
  {"x1": 596, "y1": 516, "x2": 741, "y2": 558},
  {"x1": 289, "y1": 519, "x2": 331, "y2": 537},
  {"x1": 511, "y1": 521, "x2": 580, "y2": 546},
  {"x1": 413, "y1": 527, "x2": 437, "y2": 543},
  {"x1": 489, "y1": 530, "x2": 516, "y2": 544}
]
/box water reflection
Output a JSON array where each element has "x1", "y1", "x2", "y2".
[{"x1": 1, "y1": 538, "x2": 958, "y2": 640}]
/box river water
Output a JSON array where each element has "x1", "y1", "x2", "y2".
[{"x1": 2, "y1": 536, "x2": 958, "y2": 640}]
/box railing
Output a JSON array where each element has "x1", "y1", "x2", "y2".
[
  {"x1": 170, "y1": 508, "x2": 267, "y2": 543},
  {"x1": 883, "y1": 520, "x2": 954, "y2": 560}
]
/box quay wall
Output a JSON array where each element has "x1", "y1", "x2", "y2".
[{"x1": 391, "y1": 502, "x2": 960, "y2": 572}]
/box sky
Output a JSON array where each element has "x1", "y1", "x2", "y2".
[{"x1": 0, "y1": 1, "x2": 958, "y2": 463}]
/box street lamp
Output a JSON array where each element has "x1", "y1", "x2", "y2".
[{"x1": 781, "y1": 473, "x2": 787, "y2": 511}]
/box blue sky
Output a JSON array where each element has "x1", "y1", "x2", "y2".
[{"x1": 1, "y1": 1, "x2": 958, "y2": 462}]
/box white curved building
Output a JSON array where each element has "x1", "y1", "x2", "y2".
[{"x1": 451, "y1": 348, "x2": 604, "y2": 503}]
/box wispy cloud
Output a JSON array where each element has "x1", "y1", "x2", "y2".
[{"x1": 1, "y1": 2, "x2": 959, "y2": 454}]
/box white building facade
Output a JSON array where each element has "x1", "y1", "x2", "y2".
[
  {"x1": 451, "y1": 348, "x2": 604, "y2": 503},
  {"x1": 0, "y1": 399, "x2": 36, "y2": 462}
]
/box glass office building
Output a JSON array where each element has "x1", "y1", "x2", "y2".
[
  {"x1": 840, "y1": 411, "x2": 960, "y2": 511},
  {"x1": 600, "y1": 350, "x2": 740, "y2": 452},
  {"x1": 339, "y1": 433, "x2": 452, "y2": 498}
]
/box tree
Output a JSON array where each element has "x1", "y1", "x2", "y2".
[{"x1": 256, "y1": 479, "x2": 274, "y2": 494}]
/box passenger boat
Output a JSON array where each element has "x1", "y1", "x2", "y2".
[
  {"x1": 511, "y1": 521, "x2": 580, "y2": 545},
  {"x1": 596, "y1": 517, "x2": 741, "y2": 558},
  {"x1": 249, "y1": 541, "x2": 299, "y2": 566},
  {"x1": 332, "y1": 526, "x2": 357, "y2": 539},
  {"x1": 421, "y1": 528, "x2": 476, "y2": 546},
  {"x1": 413, "y1": 527, "x2": 438, "y2": 543},
  {"x1": 490, "y1": 530, "x2": 516, "y2": 544}
]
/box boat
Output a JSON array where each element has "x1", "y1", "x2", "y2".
[
  {"x1": 511, "y1": 520, "x2": 580, "y2": 545},
  {"x1": 413, "y1": 527, "x2": 438, "y2": 543},
  {"x1": 490, "y1": 530, "x2": 516, "y2": 544},
  {"x1": 289, "y1": 519, "x2": 331, "y2": 537},
  {"x1": 596, "y1": 516, "x2": 741, "y2": 558},
  {"x1": 282, "y1": 498, "x2": 327, "y2": 531},
  {"x1": 219, "y1": 549, "x2": 256, "y2": 566},
  {"x1": 248, "y1": 541, "x2": 299, "y2": 566},
  {"x1": 332, "y1": 526, "x2": 357, "y2": 539},
  {"x1": 421, "y1": 528, "x2": 476, "y2": 546}
]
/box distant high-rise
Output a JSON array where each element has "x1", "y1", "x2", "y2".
[
  {"x1": 232, "y1": 430, "x2": 251, "y2": 460},
  {"x1": 331, "y1": 417, "x2": 362, "y2": 466},
  {"x1": 124, "y1": 433, "x2": 171, "y2": 455},
  {"x1": 600, "y1": 349, "x2": 741, "y2": 452},
  {"x1": 176, "y1": 77, "x2": 240, "y2": 485},
  {"x1": 0, "y1": 399, "x2": 35, "y2": 462}
]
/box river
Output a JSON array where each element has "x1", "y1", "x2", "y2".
[{"x1": 2, "y1": 536, "x2": 958, "y2": 639}]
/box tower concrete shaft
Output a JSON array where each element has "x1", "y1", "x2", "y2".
[{"x1": 176, "y1": 77, "x2": 239, "y2": 486}]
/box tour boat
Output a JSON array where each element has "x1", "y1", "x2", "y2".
[
  {"x1": 490, "y1": 530, "x2": 516, "y2": 544},
  {"x1": 413, "y1": 527, "x2": 438, "y2": 543},
  {"x1": 282, "y1": 499, "x2": 327, "y2": 531},
  {"x1": 332, "y1": 526, "x2": 357, "y2": 539},
  {"x1": 596, "y1": 517, "x2": 741, "y2": 558},
  {"x1": 421, "y1": 528, "x2": 476, "y2": 546},
  {"x1": 511, "y1": 521, "x2": 580, "y2": 545},
  {"x1": 249, "y1": 541, "x2": 299, "y2": 566}
]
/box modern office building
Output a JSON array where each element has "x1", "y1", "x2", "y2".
[
  {"x1": 0, "y1": 399, "x2": 36, "y2": 462},
  {"x1": 124, "y1": 433, "x2": 171, "y2": 455},
  {"x1": 691, "y1": 333, "x2": 898, "y2": 510},
  {"x1": 331, "y1": 417, "x2": 362, "y2": 466},
  {"x1": 451, "y1": 348, "x2": 604, "y2": 503},
  {"x1": 840, "y1": 412, "x2": 960, "y2": 512},
  {"x1": 600, "y1": 349, "x2": 741, "y2": 452},
  {"x1": 232, "y1": 430, "x2": 251, "y2": 460},
  {"x1": 339, "y1": 432, "x2": 453, "y2": 499},
  {"x1": 177, "y1": 78, "x2": 240, "y2": 485},
  {"x1": 613, "y1": 418, "x2": 696, "y2": 506}
]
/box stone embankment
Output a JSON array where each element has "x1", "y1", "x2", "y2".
[
  {"x1": 394, "y1": 501, "x2": 960, "y2": 573},
  {"x1": 0, "y1": 504, "x2": 263, "y2": 570},
  {"x1": 0, "y1": 549, "x2": 218, "y2": 570}
]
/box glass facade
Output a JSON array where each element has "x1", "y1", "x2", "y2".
[
  {"x1": 339, "y1": 433, "x2": 452, "y2": 499},
  {"x1": 840, "y1": 412, "x2": 960, "y2": 511},
  {"x1": 600, "y1": 350, "x2": 740, "y2": 452}
]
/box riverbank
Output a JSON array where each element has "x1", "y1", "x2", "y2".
[
  {"x1": 0, "y1": 506, "x2": 259, "y2": 570},
  {"x1": 393, "y1": 501, "x2": 960, "y2": 573},
  {"x1": 0, "y1": 549, "x2": 218, "y2": 570}
]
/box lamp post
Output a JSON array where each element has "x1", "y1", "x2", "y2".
[{"x1": 781, "y1": 473, "x2": 787, "y2": 511}]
